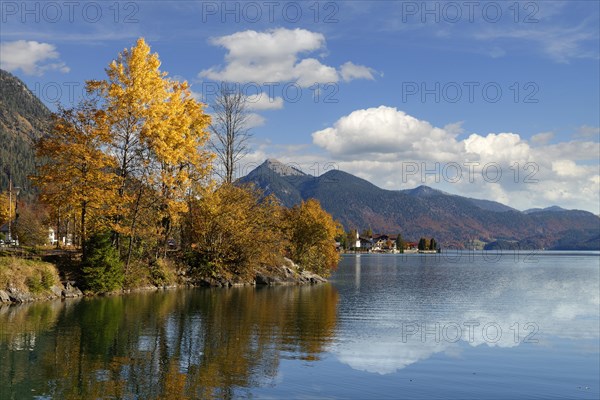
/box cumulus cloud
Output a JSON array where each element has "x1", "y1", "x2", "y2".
[
  {"x1": 199, "y1": 28, "x2": 374, "y2": 87},
  {"x1": 0, "y1": 40, "x2": 69, "y2": 75},
  {"x1": 312, "y1": 106, "x2": 462, "y2": 159},
  {"x1": 310, "y1": 106, "x2": 600, "y2": 212},
  {"x1": 463, "y1": 132, "x2": 533, "y2": 163}
]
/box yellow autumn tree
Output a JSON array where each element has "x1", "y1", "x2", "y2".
[
  {"x1": 284, "y1": 199, "x2": 343, "y2": 277},
  {"x1": 34, "y1": 100, "x2": 118, "y2": 254},
  {"x1": 187, "y1": 184, "x2": 285, "y2": 280},
  {"x1": 87, "y1": 38, "x2": 212, "y2": 263},
  {"x1": 0, "y1": 192, "x2": 13, "y2": 227}
]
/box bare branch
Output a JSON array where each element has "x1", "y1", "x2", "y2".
[{"x1": 209, "y1": 83, "x2": 254, "y2": 183}]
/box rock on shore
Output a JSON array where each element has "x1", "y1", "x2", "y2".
[
  {"x1": 0, "y1": 281, "x2": 83, "y2": 304},
  {"x1": 196, "y1": 258, "x2": 327, "y2": 288}
]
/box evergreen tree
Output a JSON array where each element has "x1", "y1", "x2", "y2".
[
  {"x1": 81, "y1": 231, "x2": 124, "y2": 293},
  {"x1": 396, "y1": 234, "x2": 405, "y2": 253}
]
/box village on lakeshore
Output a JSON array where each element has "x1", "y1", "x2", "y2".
[{"x1": 337, "y1": 230, "x2": 440, "y2": 254}]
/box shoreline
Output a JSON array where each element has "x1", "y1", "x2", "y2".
[{"x1": 0, "y1": 258, "x2": 327, "y2": 305}]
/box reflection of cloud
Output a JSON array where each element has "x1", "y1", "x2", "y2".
[
  {"x1": 335, "y1": 339, "x2": 452, "y2": 375},
  {"x1": 330, "y1": 256, "x2": 600, "y2": 374}
]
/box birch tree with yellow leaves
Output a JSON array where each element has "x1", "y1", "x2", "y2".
[{"x1": 87, "y1": 38, "x2": 213, "y2": 263}]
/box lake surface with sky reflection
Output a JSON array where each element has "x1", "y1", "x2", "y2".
[{"x1": 1, "y1": 251, "x2": 598, "y2": 399}]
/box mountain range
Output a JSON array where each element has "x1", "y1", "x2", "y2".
[
  {"x1": 0, "y1": 69, "x2": 51, "y2": 197},
  {"x1": 239, "y1": 159, "x2": 600, "y2": 250},
  {"x1": 1, "y1": 70, "x2": 598, "y2": 250}
]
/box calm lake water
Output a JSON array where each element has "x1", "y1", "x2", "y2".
[{"x1": 1, "y1": 252, "x2": 599, "y2": 399}]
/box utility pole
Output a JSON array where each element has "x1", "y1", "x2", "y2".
[{"x1": 7, "y1": 173, "x2": 12, "y2": 244}]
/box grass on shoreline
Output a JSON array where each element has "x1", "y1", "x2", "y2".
[{"x1": 0, "y1": 257, "x2": 61, "y2": 294}]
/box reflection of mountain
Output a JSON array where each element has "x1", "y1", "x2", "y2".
[
  {"x1": 0, "y1": 285, "x2": 338, "y2": 398},
  {"x1": 330, "y1": 254, "x2": 600, "y2": 375}
]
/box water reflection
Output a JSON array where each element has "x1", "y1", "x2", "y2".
[
  {"x1": 331, "y1": 253, "x2": 600, "y2": 375},
  {"x1": 0, "y1": 285, "x2": 338, "y2": 399},
  {"x1": 1, "y1": 254, "x2": 598, "y2": 399}
]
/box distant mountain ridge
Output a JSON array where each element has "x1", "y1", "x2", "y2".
[
  {"x1": 0, "y1": 69, "x2": 51, "y2": 196},
  {"x1": 239, "y1": 159, "x2": 600, "y2": 250},
  {"x1": 523, "y1": 206, "x2": 567, "y2": 214}
]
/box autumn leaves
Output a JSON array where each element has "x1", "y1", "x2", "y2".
[{"x1": 34, "y1": 38, "x2": 341, "y2": 286}]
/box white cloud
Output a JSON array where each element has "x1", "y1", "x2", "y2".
[
  {"x1": 530, "y1": 132, "x2": 554, "y2": 145},
  {"x1": 311, "y1": 106, "x2": 600, "y2": 212},
  {"x1": 0, "y1": 40, "x2": 69, "y2": 75},
  {"x1": 199, "y1": 28, "x2": 374, "y2": 87},
  {"x1": 463, "y1": 132, "x2": 533, "y2": 163},
  {"x1": 552, "y1": 159, "x2": 586, "y2": 178},
  {"x1": 246, "y1": 113, "x2": 266, "y2": 128},
  {"x1": 575, "y1": 125, "x2": 600, "y2": 139},
  {"x1": 475, "y1": 22, "x2": 599, "y2": 63},
  {"x1": 312, "y1": 106, "x2": 462, "y2": 160},
  {"x1": 245, "y1": 94, "x2": 284, "y2": 111},
  {"x1": 339, "y1": 61, "x2": 375, "y2": 82}
]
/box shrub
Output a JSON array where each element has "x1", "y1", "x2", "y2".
[
  {"x1": 148, "y1": 258, "x2": 176, "y2": 287},
  {"x1": 41, "y1": 269, "x2": 55, "y2": 289},
  {"x1": 26, "y1": 276, "x2": 44, "y2": 293}
]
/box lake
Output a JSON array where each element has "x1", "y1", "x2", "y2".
[{"x1": 1, "y1": 251, "x2": 599, "y2": 399}]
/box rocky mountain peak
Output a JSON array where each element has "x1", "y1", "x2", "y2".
[{"x1": 263, "y1": 159, "x2": 306, "y2": 177}]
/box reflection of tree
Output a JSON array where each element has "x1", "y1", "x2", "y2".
[
  {"x1": 0, "y1": 285, "x2": 338, "y2": 398},
  {"x1": 0, "y1": 302, "x2": 64, "y2": 398}
]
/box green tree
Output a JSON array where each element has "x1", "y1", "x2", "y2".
[
  {"x1": 81, "y1": 231, "x2": 124, "y2": 293},
  {"x1": 361, "y1": 228, "x2": 372, "y2": 238},
  {"x1": 396, "y1": 234, "x2": 405, "y2": 253},
  {"x1": 430, "y1": 238, "x2": 437, "y2": 250},
  {"x1": 345, "y1": 229, "x2": 358, "y2": 250},
  {"x1": 336, "y1": 232, "x2": 347, "y2": 250}
]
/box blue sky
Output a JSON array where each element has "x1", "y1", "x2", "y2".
[{"x1": 1, "y1": 1, "x2": 599, "y2": 212}]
